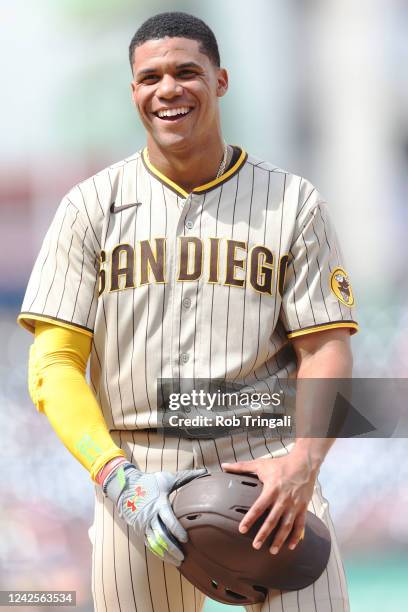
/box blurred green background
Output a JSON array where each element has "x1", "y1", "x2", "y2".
[
  {"x1": 202, "y1": 554, "x2": 408, "y2": 611},
  {"x1": 1, "y1": 1, "x2": 407, "y2": 610}
]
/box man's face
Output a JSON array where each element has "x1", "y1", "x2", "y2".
[{"x1": 130, "y1": 37, "x2": 228, "y2": 152}]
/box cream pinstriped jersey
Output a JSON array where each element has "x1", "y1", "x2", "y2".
[{"x1": 18, "y1": 148, "x2": 358, "y2": 429}]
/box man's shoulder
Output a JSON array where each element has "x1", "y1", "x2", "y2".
[
  {"x1": 245, "y1": 151, "x2": 322, "y2": 196},
  {"x1": 244, "y1": 152, "x2": 325, "y2": 221},
  {"x1": 59, "y1": 151, "x2": 142, "y2": 224},
  {"x1": 245, "y1": 152, "x2": 301, "y2": 182}
]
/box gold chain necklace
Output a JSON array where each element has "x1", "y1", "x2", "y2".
[{"x1": 216, "y1": 142, "x2": 229, "y2": 179}]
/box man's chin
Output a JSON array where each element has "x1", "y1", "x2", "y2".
[{"x1": 152, "y1": 132, "x2": 194, "y2": 154}]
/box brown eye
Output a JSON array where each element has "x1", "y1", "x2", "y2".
[
  {"x1": 141, "y1": 75, "x2": 159, "y2": 84},
  {"x1": 178, "y1": 70, "x2": 195, "y2": 79}
]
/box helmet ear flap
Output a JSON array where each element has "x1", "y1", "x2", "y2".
[{"x1": 172, "y1": 472, "x2": 332, "y2": 605}]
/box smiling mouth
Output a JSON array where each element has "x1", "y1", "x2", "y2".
[{"x1": 153, "y1": 106, "x2": 194, "y2": 122}]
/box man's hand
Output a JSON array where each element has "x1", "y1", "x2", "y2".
[
  {"x1": 103, "y1": 462, "x2": 207, "y2": 566},
  {"x1": 223, "y1": 329, "x2": 350, "y2": 555},
  {"x1": 221, "y1": 454, "x2": 317, "y2": 555}
]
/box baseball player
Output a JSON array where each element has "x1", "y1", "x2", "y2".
[{"x1": 18, "y1": 11, "x2": 358, "y2": 612}]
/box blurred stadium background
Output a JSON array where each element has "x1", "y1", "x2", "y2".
[{"x1": 1, "y1": 0, "x2": 407, "y2": 610}]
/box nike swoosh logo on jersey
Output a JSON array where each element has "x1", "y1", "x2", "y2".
[{"x1": 110, "y1": 201, "x2": 142, "y2": 213}]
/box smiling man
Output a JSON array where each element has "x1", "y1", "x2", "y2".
[
  {"x1": 130, "y1": 19, "x2": 229, "y2": 194},
  {"x1": 18, "y1": 11, "x2": 357, "y2": 612}
]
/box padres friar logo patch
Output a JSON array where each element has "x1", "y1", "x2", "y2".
[{"x1": 330, "y1": 267, "x2": 355, "y2": 307}]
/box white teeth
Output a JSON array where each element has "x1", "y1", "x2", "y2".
[{"x1": 157, "y1": 107, "x2": 191, "y2": 118}]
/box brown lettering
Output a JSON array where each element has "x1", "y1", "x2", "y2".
[
  {"x1": 140, "y1": 238, "x2": 165, "y2": 284},
  {"x1": 178, "y1": 237, "x2": 203, "y2": 281},
  {"x1": 250, "y1": 246, "x2": 274, "y2": 294},
  {"x1": 110, "y1": 244, "x2": 135, "y2": 291},
  {"x1": 225, "y1": 240, "x2": 246, "y2": 287}
]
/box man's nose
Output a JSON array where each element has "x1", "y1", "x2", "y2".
[{"x1": 157, "y1": 74, "x2": 183, "y2": 99}]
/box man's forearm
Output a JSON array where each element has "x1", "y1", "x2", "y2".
[
  {"x1": 291, "y1": 332, "x2": 353, "y2": 469},
  {"x1": 30, "y1": 322, "x2": 125, "y2": 479},
  {"x1": 290, "y1": 437, "x2": 335, "y2": 473}
]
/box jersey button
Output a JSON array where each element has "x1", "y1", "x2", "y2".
[
  {"x1": 180, "y1": 353, "x2": 189, "y2": 364},
  {"x1": 185, "y1": 220, "x2": 193, "y2": 230},
  {"x1": 182, "y1": 297, "x2": 191, "y2": 309}
]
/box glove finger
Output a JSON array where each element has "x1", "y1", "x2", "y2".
[
  {"x1": 158, "y1": 501, "x2": 189, "y2": 543},
  {"x1": 145, "y1": 523, "x2": 169, "y2": 563},
  {"x1": 151, "y1": 514, "x2": 184, "y2": 563},
  {"x1": 171, "y1": 468, "x2": 208, "y2": 491},
  {"x1": 145, "y1": 520, "x2": 183, "y2": 567}
]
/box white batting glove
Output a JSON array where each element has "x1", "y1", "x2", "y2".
[{"x1": 103, "y1": 462, "x2": 207, "y2": 566}]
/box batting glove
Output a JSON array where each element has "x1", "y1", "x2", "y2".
[{"x1": 103, "y1": 462, "x2": 207, "y2": 566}]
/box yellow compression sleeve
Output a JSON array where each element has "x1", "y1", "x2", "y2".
[{"x1": 29, "y1": 322, "x2": 125, "y2": 480}]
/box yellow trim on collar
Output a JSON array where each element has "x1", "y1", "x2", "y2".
[
  {"x1": 193, "y1": 149, "x2": 247, "y2": 193},
  {"x1": 142, "y1": 147, "x2": 246, "y2": 198},
  {"x1": 143, "y1": 149, "x2": 189, "y2": 198}
]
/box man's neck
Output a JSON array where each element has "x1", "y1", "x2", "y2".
[{"x1": 146, "y1": 138, "x2": 230, "y2": 194}]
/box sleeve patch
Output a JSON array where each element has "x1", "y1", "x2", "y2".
[{"x1": 330, "y1": 267, "x2": 355, "y2": 307}]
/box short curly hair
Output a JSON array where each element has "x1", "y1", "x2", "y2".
[{"x1": 129, "y1": 12, "x2": 220, "y2": 69}]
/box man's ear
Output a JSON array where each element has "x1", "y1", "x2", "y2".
[
  {"x1": 216, "y1": 68, "x2": 229, "y2": 98},
  {"x1": 130, "y1": 81, "x2": 137, "y2": 107}
]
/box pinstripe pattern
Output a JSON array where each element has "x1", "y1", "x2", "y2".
[
  {"x1": 192, "y1": 193, "x2": 206, "y2": 381},
  {"x1": 19, "y1": 149, "x2": 357, "y2": 429},
  {"x1": 115, "y1": 167, "x2": 125, "y2": 428},
  {"x1": 55, "y1": 209, "x2": 78, "y2": 316},
  {"x1": 224, "y1": 172, "x2": 240, "y2": 379},
  {"x1": 20, "y1": 149, "x2": 354, "y2": 611},
  {"x1": 208, "y1": 186, "x2": 224, "y2": 380},
  {"x1": 42, "y1": 205, "x2": 73, "y2": 312},
  {"x1": 190, "y1": 433, "x2": 349, "y2": 612},
  {"x1": 234, "y1": 165, "x2": 255, "y2": 380},
  {"x1": 130, "y1": 160, "x2": 141, "y2": 427},
  {"x1": 92, "y1": 431, "x2": 349, "y2": 612},
  {"x1": 91, "y1": 431, "x2": 207, "y2": 612},
  {"x1": 158, "y1": 184, "x2": 169, "y2": 425},
  {"x1": 143, "y1": 173, "x2": 153, "y2": 427}
]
